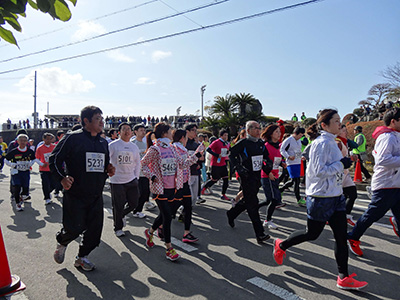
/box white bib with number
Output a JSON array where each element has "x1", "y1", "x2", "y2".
[
  {"x1": 16, "y1": 161, "x2": 30, "y2": 171},
  {"x1": 221, "y1": 148, "x2": 228, "y2": 157},
  {"x1": 161, "y1": 157, "x2": 177, "y2": 176},
  {"x1": 44, "y1": 152, "x2": 51, "y2": 163},
  {"x1": 117, "y1": 151, "x2": 133, "y2": 165},
  {"x1": 273, "y1": 157, "x2": 282, "y2": 170},
  {"x1": 86, "y1": 152, "x2": 105, "y2": 173},
  {"x1": 251, "y1": 155, "x2": 263, "y2": 171},
  {"x1": 335, "y1": 172, "x2": 343, "y2": 187}
]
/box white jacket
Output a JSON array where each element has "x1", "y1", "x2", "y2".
[
  {"x1": 306, "y1": 131, "x2": 344, "y2": 197},
  {"x1": 280, "y1": 136, "x2": 302, "y2": 166},
  {"x1": 371, "y1": 130, "x2": 400, "y2": 191}
]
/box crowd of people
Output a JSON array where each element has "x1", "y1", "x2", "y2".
[{"x1": 2, "y1": 105, "x2": 399, "y2": 292}]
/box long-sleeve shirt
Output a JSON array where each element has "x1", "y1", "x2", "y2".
[
  {"x1": 280, "y1": 136, "x2": 302, "y2": 166},
  {"x1": 306, "y1": 131, "x2": 344, "y2": 197},
  {"x1": 5, "y1": 146, "x2": 41, "y2": 175}
]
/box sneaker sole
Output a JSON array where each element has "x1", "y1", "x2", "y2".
[
  {"x1": 273, "y1": 239, "x2": 282, "y2": 265},
  {"x1": 182, "y1": 239, "x2": 199, "y2": 243},
  {"x1": 347, "y1": 240, "x2": 363, "y2": 257},
  {"x1": 166, "y1": 255, "x2": 180, "y2": 261},
  {"x1": 74, "y1": 263, "x2": 95, "y2": 271},
  {"x1": 336, "y1": 282, "x2": 368, "y2": 290}
]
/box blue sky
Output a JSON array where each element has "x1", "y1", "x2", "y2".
[{"x1": 0, "y1": 0, "x2": 399, "y2": 125}]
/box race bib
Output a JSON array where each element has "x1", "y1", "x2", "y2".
[
  {"x1": 251, "y1": 155, "x2": 263, "y2": 171},
  {"x1": 295, "y1": 151, "x2": 302, "y2": 159},
  {"x1": 335, "y1": 172, "x2": 343, "y2": 186},
  {"x1": 117, "y1": 151, "x2": 133, "y2": 165},
  {"x1": 86, "y1": 152, "x2": 105, "y2": 173},
  {"x1": 161, "y1": 157, "x2": 177, "y2": 176},
  {"x1": 15, "y1": 161, "x2": 30, "y2": 171},
  {"x1": 273, "y1": 157, "x2": 282, "y2": 170},
  {"x1": 221, "y1": 148, "x2": 228, "y2": 157},
  {"x1": 44, "y1": 152, "x2": 51, "y2": 163}
]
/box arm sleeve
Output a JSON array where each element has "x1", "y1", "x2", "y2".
[
  {"x1": 262, "y1": 146, "x2": 273, "y2": 174},
  {"x1": 309, "y1": 143, "x2": 343, "y2": 178},
  {"x1": 141, "y1": 147, "x2": 157, "y2": 179},
  {"x1": 206, "y1": 145, "x2": 219, "y2": 157},
  {"x1": 373, "y1": 134, "x2": 400, "y2": 168},
  {"x1": 228, "y1": 140, "x2": 244, "y2": 169},
  {"x1": 280, "y1": 138, "x2": 291, "y2": 159},
  {"x1": 49, "y1": 134, "x2": 70, "y2": 181}
]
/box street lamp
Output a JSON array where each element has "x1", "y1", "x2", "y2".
[{"x1": 200, "y1": 85, "x2": 206, "y2": 119}]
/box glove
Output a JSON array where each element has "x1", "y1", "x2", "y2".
[
  {"x1": 236, "y1": 165, "x2": 249, "y2": 178},
  {"x1": 340, "y1": 157, "x2": 352, "y2": 169}
]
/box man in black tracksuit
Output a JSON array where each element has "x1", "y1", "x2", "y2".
[
  {"x1": 227, "y1": 121, "x2": 272, "y2": 243},
  {"x1": 50, "y1": 106, "x2": 115, "y2": 271}
]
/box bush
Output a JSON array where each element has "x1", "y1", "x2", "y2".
[
  {"x1": 353, "y1": 108, "x2": 363, "y2": 117},
  {"x1": 302, "y1": 117, "x2": 317, "y2": 127}
]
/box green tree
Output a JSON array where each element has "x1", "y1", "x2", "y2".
[{"x1": 0, "y1": 0, "x2": 77, "y2": 47}]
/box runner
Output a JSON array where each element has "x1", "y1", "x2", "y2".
[
  {"x1": 141, "y1": 123, "x2": 202, "y2": 261},
  {"x1": 35, "y1": 132, "x2": 57, "y2": 205},
  {"x1": 172, "y1": 129, "x2": 203, "y2": 242},
  {"x1": 201, "y1": 129, "x2": 231, "y2": 201},
  {"x1": 273, "y1": 109, "x2": 368, "y2": 290},
  {"x1": 0, "y1": 136, "x2": 7, "y2": 173},
  {"x1": 5, "y1": 134, "x2": 43, "y2": 211},
  {"x1": 131, "y1": 124, "x2": 156, "y2": 217},
  {"x1": 348, "y1": 108, "x2": 400, "y2": 256},
  {"x1": 259, "y1": 124, "x2": 285, "y2": 229},
  {"x1": 226, "y1": 121, "x2": 272, "y2": 244},
  {"x1": 279, "y1": 127, "x2": 306, "y2": 207},
  {"x1": 351, "y1": 126, "x2": 371, "y2": 180},
  {"x1": 50, "y1": 106, "x2": 115, "y2": 271},
  {"x1": 108, "y1": 122, "x2": 140, "y2": 237}
]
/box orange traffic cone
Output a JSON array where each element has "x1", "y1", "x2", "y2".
[
  {"x1": 353, "y1": 159, "x2": 363, "y2": 183},
  {"x1": 0, "y1": 226, "x2": 25, "y2": 297},
  {"x1": 300, "y1": 160, "x2": 305, "y2": 177}
]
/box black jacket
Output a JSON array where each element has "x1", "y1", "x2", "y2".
[
  {"x1": 229, "y1": 138, "x2": 272, "y2": 180},
  {"x1": 49, "y1": 128, "x2": 110, "y2": 198}
]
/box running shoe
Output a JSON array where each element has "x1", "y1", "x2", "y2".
[
  {"x1": 74, "y1": 256, "x2": 95, "y2": 271},
  {"x1": 347, "y1": 239, "x2": 363, "y2": 257},
  {"x1": 45, "y1": 199, "x2": 52, "y2": 205},
  {"x1": 205, "y1": 188, "x2": 212, "y2": 195},
  {"x1": 144, "y1": 201, "x2": 157, "y2": 210},
  {"x1": 115, "y1": 230, "x2": 125, "y2": 237},
  {"x1": 54, "y1": 243, "x2": 67, "y2": 264},
  {"x1": 133, "y1": 212, "x2": 146, "y2": 218},
  {"x1": 182, "y1": 232, "x2": 199, "y2": 243},
  {"x1": 22, "y1": 195, "x2": 31, "y2": 201},
  {"x1": 226, "y1": 211, "x2": 235, "y2": 228},
  {"x1": 157, "y1": 227, "x2": 165, "y2": 241},
  {"x1": 16, "y1": 201, "x2": 23, "y2": 211},
  {"x1": 297, "y1": 198, "x2": 306, "y2": 207},
  {"x1": 275, "y1": 202, "x2": 286, "y2": 209},
  {"x1": 263, "y1": 220, "x2": 278, "y2": 229},
  {"x1": 196, "y1": 198, "x2": 206, "y2": 204},
  {"x1": 144, "y1": 229, "x2": 155, "y2": 248},
  {"x1": 389, "y1": 216, "x2": 399, "y2": 238},
  {"x1": 166, "y1": 248, "x2": 180, "y2": 261},
  {"x1": 273, "y1": 238, "x2": 286, "y2": 265},
  {"x1": 256, "y1": 234, "x2": 270, "y2": 244},
  {"x1": 230, "y1": 199, "x2": 236, "y2": 208},
  {"x1": 220, "y1": 194, "x2": 231, "y2": 201},
  {"x1": 54, "y1": 192, "x2": 60, "y2": 198},
  {"x1": 336, "y1": 273, "x2": 368, "y2": 290},
  {"x1": 346, "y1": 215, "x2": 356, "y2": 227}
]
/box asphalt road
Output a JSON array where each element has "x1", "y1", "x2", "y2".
[{"x1": 0, "y1": 166, "x2": 399, "y2": 300}]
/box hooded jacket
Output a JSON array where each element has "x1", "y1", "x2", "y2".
[{"x1": 370, "y1": 126, "x2": 400, "y2": 191}]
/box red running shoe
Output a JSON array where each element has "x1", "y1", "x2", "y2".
[
  {"x1": 337, "y1": 273, "x2": 368, "y2": 290},
  {"x1": 347, "y1": 216, "x2": 356, "y2": 227},
  {"x1": 200, "y1": 187, "x2": 207, "y2": 195},
  {"x1": 389, "y1": 217, "x2": 399, "y2": 238},
  {"x1": 166, "y1": 247, "x2": 180, "y2": 261},
  {"x1": 347, "y1": 239, "x2": 363, "y2": 257},
  {"x1": 273, "y1": 238, "x2": 286, "y2": 265},
  {"x1": 144, "y1": 229, "x2": 155, "y2": 248},
  {"x1": 220, "y1": 194, "x2": 230, "y2": 201}
]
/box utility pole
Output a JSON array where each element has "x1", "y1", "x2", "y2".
[
  {"x1": 200, "y1": 85, "x2": 206, "y2": 119},
  {"x1": 33, "y1": 71, "x2": 38, "y2": 129}
]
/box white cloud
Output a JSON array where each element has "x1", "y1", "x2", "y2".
[
  {"x1": 134, "y1": 77, "x2": 155, "y2": 85},
  {"x1": 106, "y1": 49, "x2": 135, "y2": 63},
  {"x1": 15, "y1": 67, "x2": 95, "y2": 96},
  {"x1": 71, "y1": 21, "x2": 106, "y2": 41},
  {"x1": 151, "y1": 50, "x2": 172, "y2": 63}
]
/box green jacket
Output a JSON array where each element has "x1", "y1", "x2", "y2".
[{"x1": 353, "y1": 133, "x2": 366, "y2": 154}]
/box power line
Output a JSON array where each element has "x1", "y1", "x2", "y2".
[
  {"x1": 158, "y1": 0, "x2": 204, "y2": 28},
  {"x1": 0, "y1": 0, "x2": 159, "y2": 48},
  {"x1": 0, "y1": 0, "x2": 229, "y2": 64},
  {"x1": 0, "y1": 0, "x2": 324, "y2": 76}
]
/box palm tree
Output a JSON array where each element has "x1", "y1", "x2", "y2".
[
  {"x1": 209, "y1": 94, "x2": 238, "y2": 117},
  {"x1": 233, "y1": 93, "x2": 259, "y2": 117}
]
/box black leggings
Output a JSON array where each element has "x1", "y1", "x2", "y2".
[
  {"x1": 343, "y1": 186, "x2": 357, "y2": 215},
  {"x1": 280, "y1": 210, "x2": 349, "y2": 278},
  {"x1": 203, "y1": 177, "x2": 229, "y2": 195},
  {"x1": 279, "y1": 177, "x2": 301, "y2": 200}
]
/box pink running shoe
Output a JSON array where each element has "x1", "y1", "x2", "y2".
[
  {"x1": 144, "y1": 229, "x2": 155, "y2": 248},
  {"x1": 273, "y1": 239, "x2": 286, "y2": 265},
  {"x1": 347, "y1": 239, "x2": 363, "y2": 257},
  {"x1": 166, "y1": 247, "x2": 180, "y2": 261}
]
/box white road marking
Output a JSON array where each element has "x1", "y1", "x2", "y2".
[
  {"x1": 171, "y1": 237, "x2": 198, "y2": 252},
  {"x1": 104, "y1": 208, "x2": 113, "y2": 215},
  {"x1": 247, "y1": 277, "x2": 306, "y2": 300}
]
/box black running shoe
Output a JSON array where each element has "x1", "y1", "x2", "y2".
[
  {"x1": 226, "y1": 211, "x2": 235, "y2": 228},
  {"x1": 256, "y1": 234, "x2": 271, "y2": 244}
]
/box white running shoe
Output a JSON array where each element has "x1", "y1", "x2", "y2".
[
  {"x1": 16, "y1": 202, "x2": 23, "y2": 211},
  {"x1": 144, "y1": 202, "x2": 157, "y2": 210},
  {"x1": 264, "y1": 220, "x2": 278, "y2": 229},
  {"x1": 115, "y1": 230, "x2": 125, "y2": 237},
  {"x1": 133, "y1": 212, "x2": 146, "y2": 219}
]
